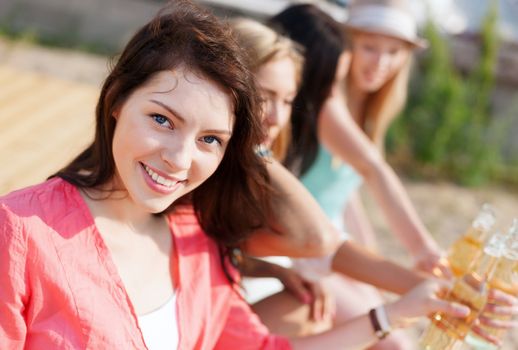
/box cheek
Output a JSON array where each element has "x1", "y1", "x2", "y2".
[
  {"x1": 279, "y1": 107, "x2": 291, "y2": 129},
  {"x1": 112, "y1": 120, "x2": 159, "y2": 170},
  {"x1": 193, "y1": 152, "x2": 225, "y2": 184},
  {"x1": 111, "y1": 124, "x2": 131, "y2": 168},
  {"x1": 337, "y1": 57, "x2": 351, "y2": 81},
  {"x1": 350, "y1": 58, "x2": 366, "y2": 82},
  {"x1": 391, "y1": 54, "x2": 408, "y2": 72}
]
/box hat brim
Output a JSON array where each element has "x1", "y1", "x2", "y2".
[{"x1": 345, "y1": 24, "x2": 428, "y2": 49}]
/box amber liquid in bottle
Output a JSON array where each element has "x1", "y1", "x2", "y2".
[
  {"x1": 473, "y1": 255, "x2": 518, "y2": 345},
  {"x1": 420, "y1": 249, "x2": 500, "y2": 350},
  {"x1": 448, "y1": 227, "x2": 486, "y2": 277},
  {"x1": 448, "y1": 205, "x2": 495, "y2": 278},
  {"x1": 467, "y1": 219, "x2": 518, "y2": 349},
  {"x1": 419, "y1": 324, "x2": 463, "y2": 350},
  {"x1": 420, "y1": 274, "x2": 492, "y2": 349}
]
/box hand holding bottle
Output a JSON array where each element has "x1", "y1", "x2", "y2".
[
  {"x1": 471, "y1": 287, "x2": 518, "y2": 345},
  {"x1": 414, "y1": 248, "x2": 452, "y2": 279},
  {"x1": 385, "y1": 279, "x2": 470, "y2": 329}
]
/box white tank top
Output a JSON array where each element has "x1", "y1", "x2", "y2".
[{"x1": 137, "y1": 294, "x2": 178, "y2": 350}]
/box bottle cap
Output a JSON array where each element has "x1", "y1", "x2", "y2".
[
  {"x1": 473, "y1": 203, "x2": 496, "y2": 231},
  {"x1": 483, "y1": 231, "x2": 506, "y2": 257}
]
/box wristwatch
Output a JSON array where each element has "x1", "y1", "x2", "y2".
[{"x1": 368, "y1": 306, "x2": 391, "y2": 340}]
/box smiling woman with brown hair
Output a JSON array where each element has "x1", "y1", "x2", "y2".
[{"x1": 0, "y1": 1, "x2": 282, "y2": 348}]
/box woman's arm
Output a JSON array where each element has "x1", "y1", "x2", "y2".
[
  {"x1": 331, "y1": 240, "x2": 427, "y2": 295},
  {"x1": 289, "y1": 279, "x2": 470, "y2": 349},
  {"x1": 343, "y1": 191, "x2": 379, "y2": 252},
  {"x1": 318, "y1": 96, "x2": 446, "y2": 274},
  {"x1": 240, "y1": 256, "x2": 335, "y2": 321},
  {"x1": 242, "y1": 159, "x2": 342, "y2": 258}
]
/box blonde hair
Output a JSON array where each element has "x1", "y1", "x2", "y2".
[
  {"x1": 363, "y1": 56, "x2": 412, "y2": 149},
  {"x1": 347, "y1": 32, "x2": 413, "y2": 150},
  {"x1": 230, "y1": 17, "x2": 303, "y2": 161}
]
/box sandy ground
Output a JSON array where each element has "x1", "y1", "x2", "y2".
[{"x1": 0, "y1": 37, "x2": 516, "y2": 349}]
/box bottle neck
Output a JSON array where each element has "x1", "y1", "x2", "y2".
[
  {"x1": 471, "y1": 252, "x2": 499, "y2": 282},
  {"x1": 469, "y1": 227, "x2": 488, "y2": 240}
]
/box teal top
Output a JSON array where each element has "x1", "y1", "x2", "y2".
[{"x1": 300, "y1": 145, "x2": 362, "y2": 229}]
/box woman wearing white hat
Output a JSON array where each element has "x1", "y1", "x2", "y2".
[
  {"x1": 341, "y1": 0, "x2": 432, "y2": 257},
  {"x1": 345, "y1": 0, "x2": 426, "y2": 148}
]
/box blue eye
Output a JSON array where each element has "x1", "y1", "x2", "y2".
[
  {"x1": 152, "y1": 114, "x2": 171, "y2": 127},
  {"x1": 202, "y1": 136, "x2": 221, "y2": 145}
]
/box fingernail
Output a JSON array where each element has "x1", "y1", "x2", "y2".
[{"x1": 454, "y1": 303, "x2": 470, "y2": 316}]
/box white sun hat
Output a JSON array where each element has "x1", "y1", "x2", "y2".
[{"x1": 345, "y1": 0, "x2": 428, "y2": 48}]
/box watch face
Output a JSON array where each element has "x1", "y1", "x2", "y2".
[{"x1": 376, "y1": 330, "x2": 389, "y2": 340}]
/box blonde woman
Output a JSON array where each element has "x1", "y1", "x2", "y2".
[
  {"x1": 345, "y1": 0, "x2": 425, "y2": 149},
  {"x1": 230, "y1": 17, "x2": 334, "y2": 323},
  {"x1": 340, "y1": 0, "x2": 432, "y2": 257}
]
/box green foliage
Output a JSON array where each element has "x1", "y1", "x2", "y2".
[{"x1": 388, "y1": 0, "x2": 509, "y2": 186}]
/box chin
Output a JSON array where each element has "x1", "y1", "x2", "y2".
[
  {"x1": 139, "y1": 196, "x2": 179, "y2": 214},
  {"x1": 362, "y1": 82, "x2": 384, "y2": 93}
]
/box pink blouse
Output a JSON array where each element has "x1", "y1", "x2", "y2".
[{"x1": 0, "y1": 178, "x2": 291, "y2": 349}]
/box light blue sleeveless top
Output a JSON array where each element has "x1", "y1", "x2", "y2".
[{"x1": 300, "y1": 145, "x2": 363, "y2": 227}]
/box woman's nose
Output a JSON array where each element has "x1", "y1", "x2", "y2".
[
  {"x1": 265, "y1": 100, "x2": 280, "y2": 126},
  {"x1": 161, "y1": 137, "x2": 194, "y2": 172},
  {"x1": 373, "y1": 51, "x2": 391, "y2": 70}
]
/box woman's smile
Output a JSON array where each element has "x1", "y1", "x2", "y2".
[{"x1": 140, "y1": 162, "x2": 186, "y2": 194}]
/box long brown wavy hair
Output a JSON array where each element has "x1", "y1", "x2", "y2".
[{"x1": 53, "y1": 0, "x2": 272, "y2": 250}]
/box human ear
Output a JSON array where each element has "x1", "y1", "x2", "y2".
[{"x1": 112, "y1": 107, "x2": 121, "y2": 120}]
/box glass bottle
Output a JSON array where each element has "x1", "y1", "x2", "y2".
[
  {"x1": 466, "y1": 219, "x2": 518, "y2": 349},
  {"x1": 448, "y1": 204, "x2": 496, "y2": 277},
  {"x1": 420, "y1": 232, "x2": 505, "y2": 350}
]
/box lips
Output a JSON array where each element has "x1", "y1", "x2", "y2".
[
  {"x1": 143, "y1": 164, "x2": 178, "y2": 188},
  {"x1": 140, "y1": 162, "x2": 185, "y2": 194}
]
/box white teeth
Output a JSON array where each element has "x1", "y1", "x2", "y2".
[{"x1": 144, "y1": 165, "x2": 177, "y2": 188}]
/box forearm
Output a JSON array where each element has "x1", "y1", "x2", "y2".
[
  {"x1": 290, "y1": 301, "x2": 409, "y2": 350},
  {"x1": 290, "y1": 312, "x2": 377, "y2": 349},
  {"x1": 317, "y1": 101, "x2": 438, "y2": 259},
  {"x1": 239, "y1": 256, "x2": 285, "y2": 278},
  {"x1": 343, "y1": 192, "x2": 379, "y2": 251},
  {"x1": 364, "y1": 162, "x2": 439, "y2": 258},
  {"x1": 242, "y1": 159, "x2": 341, "y2": 257},
  {"x1": 331, "y1": 241, "x2": 426, "y2": 294},
  {"x1": 291, "y1": 278, "x2": 468, "y2": 349}
]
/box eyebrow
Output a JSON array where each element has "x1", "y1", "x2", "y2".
[
  {"x1": 150, "y1": 99, "x2": 232, "y2": 136},
  {"x1": 150, "y1": 99, "x2": 185, "y2": 123},
  {"x1": 260, "y1": 87, "x2": 296, "y2": 97}
]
